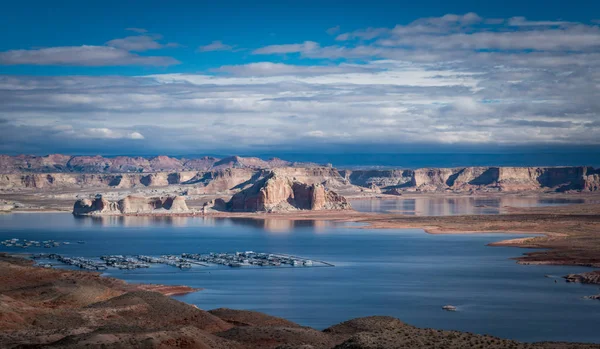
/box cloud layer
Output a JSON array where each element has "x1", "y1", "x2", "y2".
[{"x1": 0, "y1": 13, "x2": 599, "y2": 154}]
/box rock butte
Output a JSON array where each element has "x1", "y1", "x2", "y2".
[{"x1": 224, "y1": 172, "x2": 351, "y2": 212}]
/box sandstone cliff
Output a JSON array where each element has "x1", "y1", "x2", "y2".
[
  {"x1": 343, "y1": 166, "x2": 600, "y2": 193},
  {"x1": 2, "y1": 165, "x2": 599, "y2": 194},
  {"x1": 225, "y1": 172, "x2": 351, "y2": 212},
  {"x1": 73, "y1": 195, "x2": 189, "y2": 215}
]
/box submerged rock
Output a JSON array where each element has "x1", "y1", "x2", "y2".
[{"x1": 563, "y1": 271, "x2": 600, "y2": 284}]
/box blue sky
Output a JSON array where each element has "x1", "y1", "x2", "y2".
[
  {"x1": 1, "y1": 0, "x2": 599, "y2": 157},
  {"x1": 2, "y1": 0, "x2": 598, "y2": 76}
]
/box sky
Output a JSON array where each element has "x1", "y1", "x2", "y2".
[{"x1": 1, "y1": 0, "x2": 599, "y2": 159}]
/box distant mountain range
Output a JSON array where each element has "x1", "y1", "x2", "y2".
[{"x1": 0, "y1": 154, "x2": 317, "y2": 174}]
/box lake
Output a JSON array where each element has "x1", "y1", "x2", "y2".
[{"x1": 0, "y1": 213, "x2": 599, "y2": 343}]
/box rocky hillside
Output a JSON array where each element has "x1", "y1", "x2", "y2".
[
  {"x1": 73, "y1": 195, "x2": 189, "y2": 215},
  {"x1": 0, "y1": 154, "x2": 314, "y2": 173},
  {"x1": 225, "y1": 172, "x2": 351, "y2": 212}
]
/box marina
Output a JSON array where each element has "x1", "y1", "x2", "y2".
[
  {"x1": 32, "y1": 253, "x2": 107, "y2": 271},
  {"x1": 31, "y1": 251, "x2": 331, "y2": 271}
]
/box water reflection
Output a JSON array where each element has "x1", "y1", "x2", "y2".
[
  {"x1": 73, "y1": 215, "x2": 333, "y2": 233},
  {"x1": 74, "y1": 215, "x2": 191, "y2": 227},
  {"x1": 349, "y1": 196, "x2": 587, "y2": 215},
  {"x1": 65, "y1": 195, "x2": 589, "y2": 228},
  {"x1": 231, "y1": 218, "x2": 332, "y2": 233}
]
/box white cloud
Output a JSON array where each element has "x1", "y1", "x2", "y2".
[
  {"x1": 336, "y1": 12, "x2": 483, "y2": 41},
  {"x1": 106, "y1": 35, "x2": 165, "y2": 51},
  {"x1": 266, "y1": 13, "x2": 600, "y2": 58},
  {"x1": 253, "y1": 41, "x2": 319, "y2": 54},
  {"x1": 336, "y1": 28, "x2": 388, "y2": 41},
  {"x1": 507, "y1": 17, "x2": 573, "y2": 26},
  {"x1": 197, "y1": 40, "x2": 234, "y2": 52},
  {"x1": 305, "y1": 130, "x2": 325, "y2": 137},
  {"x1": 0, "y1": 30, "x2": 179, "y2": 67},
  {"x1": 78, "y1": 128, "x2": 145, "y2": 140},
  {"x1": 0, "y1": 46, "x2": 179, "y2": 67},
  {"x1": 376, "y1": 28, "x2": 600, "y2": 52},
  {"x1": 212, "y1": 62, "x2": 381, "y2": 76},
  {"x1": 326, "y1": 25, "x2": 340, "y2": 35},
  {"x1": 128, "y1": 131, "x2": 145, "y2": 139},
  {"x1": 126, "y1": 27, "x2": 148, "y2": 33}
]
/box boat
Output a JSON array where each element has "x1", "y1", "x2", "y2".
[
  {"x1": 442, "y1": 305, "x2": 457, "y2": 311},
  {"x1": 178, "y1": 263, "x2": 192, "y2": 269}
]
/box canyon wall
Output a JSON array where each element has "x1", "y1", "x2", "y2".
[
  {"x1": 1, "y1": 166, "x2": 599, "y2": 194},
  {"x1": 72, "y1": 195, "x2": 189, "y2": 215},
  {"x1": 342, "y1": 166, "x2": 600, "y2": 193}
]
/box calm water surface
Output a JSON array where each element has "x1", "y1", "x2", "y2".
[
  {"x1": 0, "y1": 213, "x2": 598, "y2": 343},
  {"x1": 349, "y1": 196, "x2": 587, "y2": 215}
]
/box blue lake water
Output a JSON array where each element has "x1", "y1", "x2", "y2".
[{"x1": 0, "y1": 213, "x2": 599, "y2": 343}]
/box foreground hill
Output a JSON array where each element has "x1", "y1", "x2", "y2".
[{"x1": 1, "y1": 254, "x2": 598, "y2": 349}]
